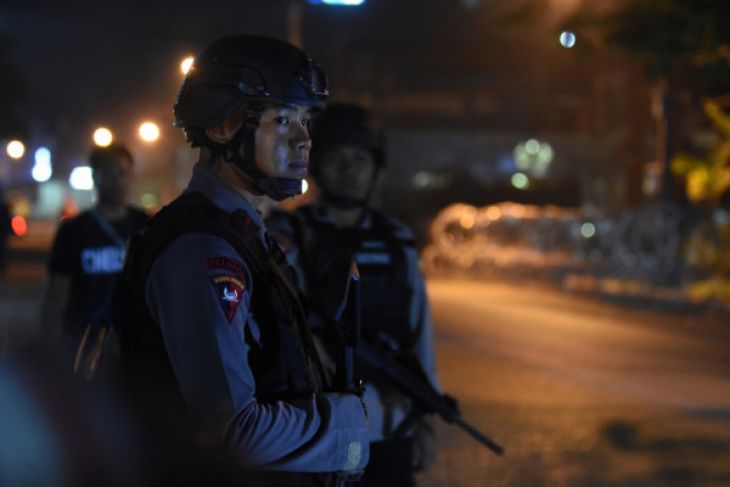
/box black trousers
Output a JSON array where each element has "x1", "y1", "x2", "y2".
[{"x1": 360, "y1": 437, "x2": 415, "y2": 487}]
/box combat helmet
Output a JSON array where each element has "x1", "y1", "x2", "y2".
[
  {"x1": 173, "y1": 35, "x2": 328, "y2": 200},
  {"x1": 309, "y1": 103, "x2": 385, "y2": 208},
  {"x1": 310, "y1": 103, "x2": 385, "y2": 173}
]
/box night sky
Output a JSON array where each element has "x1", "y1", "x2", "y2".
[
  {"x1": 2, "y1": 0, "x2": 591, "y2": 209},
  {"x1": 3, "y1": 1, "x2": 317, "y2": 169}
]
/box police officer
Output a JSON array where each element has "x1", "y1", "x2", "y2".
[
  {"x1": 113, "y1": 36, "x2": 368, "y2": 485},
  {"x1": 267, "y1": 103, "x2": 440, "y2": 486},
  {"x1": 42, "y1": 144, "x2": 148, "y2": 356}
]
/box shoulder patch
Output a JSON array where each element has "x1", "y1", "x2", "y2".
[{"x1": 206, "y1": 256, "x2": 248, "y2": 323}]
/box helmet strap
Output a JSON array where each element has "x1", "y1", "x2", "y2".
[{"x1": 220, "y1": 105, "x2": 303, "y2": 201}]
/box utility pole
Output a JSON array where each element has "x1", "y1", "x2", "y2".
[{"x1": 287, "y1": 1, "x2": 303, "y2": 48}]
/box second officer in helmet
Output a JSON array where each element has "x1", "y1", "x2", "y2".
[
  {"x1": 114, "y1": 36, "x2": 368, "y2": 484},
  {"x1": 268, "y1": 104, "x2": 441, "y2": 486}
]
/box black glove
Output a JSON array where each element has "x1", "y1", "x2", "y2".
[
  {"x1": 439, "y1": 393, "x2": 461, "y2": 423},
  {"x1": 411, "y1": 417, "x2": 438, "y2": 472}
]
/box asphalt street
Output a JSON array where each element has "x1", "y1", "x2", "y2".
[{"x1": 419, "y1": 279, "x2": 730, "y2": 487}]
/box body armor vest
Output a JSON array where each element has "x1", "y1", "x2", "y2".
[
  {"x1": 114, "y1": 192, "x2": 326, "y2": 408},
  {"x1": 294, "y1": 206, "x2": 415, "y2": 350}
]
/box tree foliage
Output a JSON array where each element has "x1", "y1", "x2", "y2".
[
  {"x1": 566, "y1": 0, "x2": 730, "y2": 84},
  {"x1": 672, "y1": 100, "x2": 730, "y2": 205}
]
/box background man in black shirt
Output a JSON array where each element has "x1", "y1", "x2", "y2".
[{"x1": 41, "y1": 143, "x2": 148, "y2": 355}]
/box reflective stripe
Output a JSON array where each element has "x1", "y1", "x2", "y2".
[
  {"x1": 343, "y1": 441, "x2": 363, "y2": 472},
  {"x1": 355, "y1": 252, "x2": 391, "y2": 265}
]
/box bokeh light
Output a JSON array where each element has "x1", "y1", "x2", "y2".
[
  {"x1": 93, "y1": 127, "x2": 113, "y2": 147},
  {"x1": 6, "y1": 140, "x2": 25, "y2": 159},
  {"x1": 511, "y1": 172, "x2": 530, "y2": 190},
  {"x1": 11, "y1": 215, "x2": 28, "y2": 236},
  {"x1": 69, "y1": 166, "x2": 94, "y2": 190},
  {"x1": 525, "y1": 138, "x2": 540, "y2": 155},
  {"x1": 486, "y1": 206, "x2": 502, "y2": 221},
  {"x1": 580, "y1": 222, "x2": 596, "y2": 238},
  {"x1": 180, "y1": 56, "x2": 194, "y2": 75},
  {"x1": 32, "y1": 147, "x2": 53, "y2": 182},
  {"x1": 460, "y1": 212, "x2": 475, "y2": 229},
  {"x1": 139, "y1": 122, "x2": 160, "y2": 142},
  {"x1": 560, "y1": 31, "x2": 576, "y2": 48}
]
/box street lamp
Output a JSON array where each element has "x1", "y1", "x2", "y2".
[
  {"x1": 139, "y1": 122, "x2": 160, "y2": 142},
  {"x1": 69, "y1": 166, "x2": 94, "y2": 190},
  {"x1": 6, "y1": 140, "x2": 25, "y2": 159},
  {"x1": 307, "y1": 0, "x2": 366, "y2": 5},
  {"x1": 32, "y1": 147, "x2": 53, "y2": 182},
  {"x1": 93, "y1": 127, "x2": 113, "y2": 147},
  {"x1": 180, "y1": 56, "x2": 194, "y2": 75}
]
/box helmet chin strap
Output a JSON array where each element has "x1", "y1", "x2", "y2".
[{"x1": 221, "y1": 107, "x2": 303, "y2": 202}]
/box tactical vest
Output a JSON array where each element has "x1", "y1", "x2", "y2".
[
  {"x1": 294, "y1": 206, "x2": 415, "y2": 350},
  {"x1": 114, "y1": 192, "x2": 326, "y2": 409}
]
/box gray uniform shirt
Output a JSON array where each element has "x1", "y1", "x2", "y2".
[{"x1": 145, "y1": 165, "x2": 368, "y2": 472}]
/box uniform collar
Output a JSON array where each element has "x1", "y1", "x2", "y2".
[{"x1": 186, "y1": 163, "x2": 266, "y2": 233}]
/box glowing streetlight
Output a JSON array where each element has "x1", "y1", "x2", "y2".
[
  {"x1": 93, "y1": 127, "x2": 113, "y2": 147},
  {"x1": 6, "y1": 140, "x2": 25, "y2": 159},
  {"x1": 69, "y1": 166, "x2": 94, "y2": 190},
  {"x1": 139, "y1": 122, "x2": 160, "y2": 142},
  {"x1": 32, "y1": 147, "x2": 53, "y2": 182},
  {"x1": 180, "y1": 56, "x2": 195, "y2": 75}
]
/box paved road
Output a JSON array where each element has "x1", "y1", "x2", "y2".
[{"x1": 419, "y1": 279, "x2": 730, "y2": 487}]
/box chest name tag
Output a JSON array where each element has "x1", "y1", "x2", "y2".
[{"x1": 81, "y1": 246, "x2": 125, "y2": 274}]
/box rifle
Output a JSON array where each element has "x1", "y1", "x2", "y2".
[
  {"x1": 318, "y1": 251, "x2": 362, "y2": 393},
  {"x1": 319, "y1": 253, "x2": 504, "y2": 456},
  {"x1": 356, "y1": 339, "x2": 504, "y2": 456}
]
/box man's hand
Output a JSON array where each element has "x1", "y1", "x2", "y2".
[{"x1": 411, "y1": 416, "x2": 437, "y2": 472}]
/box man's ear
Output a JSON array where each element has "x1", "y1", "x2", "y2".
[
  {"x1": 205, "y1": 104, "x2": 248, "y2": 144},
  {"x1": 204, "y1": 123, "x2": 231, "y2": 144}
]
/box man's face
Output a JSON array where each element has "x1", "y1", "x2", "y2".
[
  {"x1": 315, "y1": 145, "x2": 377, "y2": 201},
  {"x1": 253, "y1": 104, "x2": 313, "y2": 179},
  {"x1": 93, "y1": 156, "x2": 132, "y2": 207}
]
